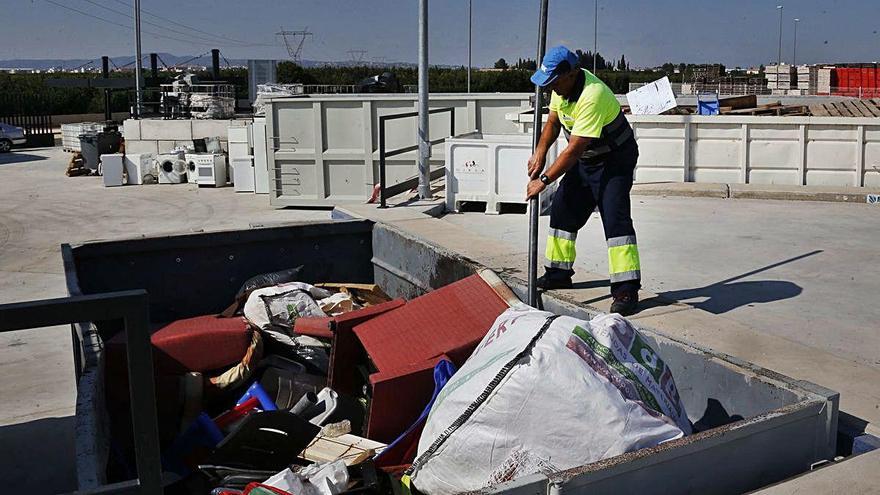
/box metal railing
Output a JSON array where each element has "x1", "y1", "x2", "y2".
[
  {"x1": 378, "y1": 107, "x2": 456, "y2": 208},
  {"x1": 0, "y1": 291, "x2": 161, "y2": 495}
]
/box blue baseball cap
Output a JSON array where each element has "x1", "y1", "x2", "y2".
[{"x1": 530, "y1": 46, "x2": 579, "y2": 87}]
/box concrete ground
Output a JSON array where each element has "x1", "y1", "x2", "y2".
[
  {"x1": 0, "y1": 147, "x2": 329, "y2": 493},
  {"x1": 444, "y1": 196, "x2": 880, "y2": 370},
  {"x1": 2, "y1": 146, "x2": 879, "y2": 492}
]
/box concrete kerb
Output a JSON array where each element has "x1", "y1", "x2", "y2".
[{"x1": 632, "y1": 182, "x2": 880, "y2": 203}]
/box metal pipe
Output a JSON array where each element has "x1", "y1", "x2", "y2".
[
  {"x1": 593, "y1": 0, "x2": 598, "y2": 72},
  {"x1": 776, "y1": 5, "x2": 783, "y2": 91},
  {"x1": 528, "y1": 0, "x2": 550, "y2": 308},
  {"x1": 418, "y1": 0, "x2": 431, "y2": 199},
  {"x1": 467, "y1": 0, "x2": 472, "y2": 93},
  {"x1": 133, "y1": 0, "x2": 143, "y2": 118}
]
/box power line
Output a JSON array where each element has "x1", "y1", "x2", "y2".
[
  {"x1": 107, "y1": 0, "x2": 276, "y2": 47},
  {"x1": 277, "y1": 28, "x2": 313, "y2": 63},
  {"x1": 41, "y1": 0, "x2": 229, "y2": 47},
  {"x1": 77, "y1": 0, "x2": 265, "y2": 48}
]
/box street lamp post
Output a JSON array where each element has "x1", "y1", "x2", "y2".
[
  {"x1": 468, "y1": 0, "x2": 472, "y2": 93},
  {"x1": 133, "y1": 0, "x2": 143, "y2": 118},
  {"x1": 776, "y1": 5, "x2": 783, "y2": 91},
  {"x1": 793, "y1": 18, "x2": 800, "y2": 67},
  {"x1": 593, "y1": 0, "x2": 598, "y2": 72}
]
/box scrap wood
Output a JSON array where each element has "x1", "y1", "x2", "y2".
[
  {"x1": 854, "y1": 99, "x2": 880, "y2": 118},
  {"x1": 718, "y1": 94, "x2": 758, "y2": 110},
  {"x1": 316, "y1": 283, "x2": 390, "y2": 307},
  {"x1": 842, "y1": 100, "x2": 864, "y2": 118},
  {"x1": 301, "y1": 433, "x2": 387, "y2": 466}
]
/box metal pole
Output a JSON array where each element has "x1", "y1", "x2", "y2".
[
  {"x1": 793, "y1": 18, "x2": 799, "y2": 68},
  {"x1": 528, "y1": 0, "x2": 550, "y2": 308},
  {"x1": 776, "y1": 5, "x2": 783, "y2": 91},
  {"x1": 211, "y1": 48, "x2": 221, "y2": 80},
  {"x1": 418, "y1": 0, "x2": 431, "y2": 199},
  {"x1": 467, "y1": 0, "x2": 472, "y2": 93},
  {"x1": 593, "y1": 0, "x2": 598, "y2": 72},
  {"x1": 133, "y1": 0, "x2": 143, "y2": 118},
  {"x1": 101, "y1": 56, "x2": 111, "y2": 121}
]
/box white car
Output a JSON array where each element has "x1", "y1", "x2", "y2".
[{"x1": 0, "y1": 122, "x2": 26, "y2": 152}]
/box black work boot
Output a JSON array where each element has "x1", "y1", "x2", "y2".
[
  {"x1": 536, "y1": 268, "x2": 574, "y2": 290},
  {"x1": 610, "y1": 291, "x2": 639, "y2": 316}
]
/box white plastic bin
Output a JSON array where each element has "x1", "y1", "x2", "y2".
[{"x1": 445, "y1": 132, "x2": 560, "y2": 214}]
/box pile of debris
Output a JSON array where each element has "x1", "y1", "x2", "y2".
[{"x1": 102, "y1": 267, "x2": 691, "y2": 494}]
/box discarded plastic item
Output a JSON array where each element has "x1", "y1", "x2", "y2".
[
  {"x1": 205, "y1": 410, "x2": 321, "y2": 471},
  {"x1": 302, "y1": 433, "x2": 388, "y2": 467},
  {"x1": 215, "y1": 396, "x2": 261, "y2": 431},
  {"x1": 374, "y1": 359, "x2": 456, "y2": 471},
  {"x1": 235, "y1": 267, "x2": 307, "y2": 301},
  {"x1": 264, "y1": 461, "x2": 349, "y2": 495},
  {"x1": 256, "y1": 355, "x2": 325, "y2": 410},
  {"x1": 409, "y1": 308, "x2": 691, "y2": 494},
  {"x1": 200, "y1": 464, "x2": 277, "y2": 492},
  {"x1": 205, "y1": 136, "x2": 223, "y2": 153},
  {"x1": 320, "y1": 420, "x2": 351, "y2": 438},
  {"x1": 163, "y1": 412, "x2": 225, "y2": 476},
  {"x1": 242, "y1": 483, "x2": 292, "y2": 495},
  {"x1": 319, "y1": 292, "x2": 357, "y2": 316},
  {"x1": 237, "y1": 382, "x2": 278, "y2": 411},
  {"x1": 291, "y1": 387, "x2": 339, "y2": 426},
  {"x1": 243, "y1": 283, "x2": 330, "y2": 330}
]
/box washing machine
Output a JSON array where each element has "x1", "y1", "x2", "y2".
[
  {"x1": 124, "y1": 153, "x2": 156, "y2": 185},
  {"x1": 185, "y1": 153, "x2": 227, "y2": 187},
  {"x1": 100, "y1": 153, "x2": 125, "y2": 187},
  {"x1": 157, "y1": 151, "x2": 187, "y2": 184}
]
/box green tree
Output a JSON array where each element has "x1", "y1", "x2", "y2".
[
  {"x1": 494, "y1": 58, "x2": 509, "y2": 70},
  {"x1": 277, "y1": 62, "x2": 317, "y2": 84}
]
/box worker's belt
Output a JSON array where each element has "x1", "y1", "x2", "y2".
[
  {"x1": 607, "y1": 235, "x2": 640, "y2": 283},
  {"x1": 563, "y1": 110, "x2": 634, "y2": 161}
]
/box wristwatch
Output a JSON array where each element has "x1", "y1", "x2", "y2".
[{"x1": 539, "y1": 173, "x2": 552, "y2": 185}]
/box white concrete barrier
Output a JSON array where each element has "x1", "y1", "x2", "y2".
[{"x1": 511, "y1": 113, "x2": 880, "y2": 188}]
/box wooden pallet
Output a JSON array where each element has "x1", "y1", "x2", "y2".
[{"x1": 809, "y1": 99, "x2": 880, "y2": 117}]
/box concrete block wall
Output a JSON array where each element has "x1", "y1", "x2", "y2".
[{"x1": 123, "y1": 118, "x2": 235, "y2": 156}]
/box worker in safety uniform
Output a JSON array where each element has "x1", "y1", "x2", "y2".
[{"x1": 525, "y1": 46, "x2": 641, "y2": 316}]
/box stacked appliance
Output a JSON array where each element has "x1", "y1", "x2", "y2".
[
  {"x1": 185, "y1": 153, "x2": 228, "y2": 187},
  {"x1": 157, "y1": 151, "x2": 187, "y2": 184}
]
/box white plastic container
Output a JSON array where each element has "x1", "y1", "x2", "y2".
[
  {"x1": 100, "y1": 153, "x2": 125, "y2": 187},
  {"x1": 232, "y1": 155, "x2": 255, "y2": 192},
  {"x1": 124, "y1": 153, "x2": 156, "y2": 185},
  {"x1": 445, "y1": 132, "x2": 559, "y2": 214}
]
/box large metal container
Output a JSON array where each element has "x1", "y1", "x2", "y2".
[
  {"x1": 262, "y1": 94, "x2": 532, "y2": 207},
  {"x1": 62, "y1": 219, "x2": 837, "y2": 494}
]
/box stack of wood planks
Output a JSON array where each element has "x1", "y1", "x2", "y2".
[{"x1": 809, "y1": 100, "x2": 880, "y2": 118}]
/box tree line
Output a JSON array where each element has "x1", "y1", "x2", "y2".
[{"x1": 1, "y1": 51, "x2": 686, "y2": 116}]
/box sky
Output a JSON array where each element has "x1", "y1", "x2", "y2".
[{"x1": 2, "y1": 0, "x2": 878, "y2": 67}]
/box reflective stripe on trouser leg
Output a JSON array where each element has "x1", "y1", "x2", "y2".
[
  {"x1": 546, "y1": 228, "x2": 577, "y2": 271},
  {"x1": 607, "y1": 235, "x2": 640, "y2": 283}
]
